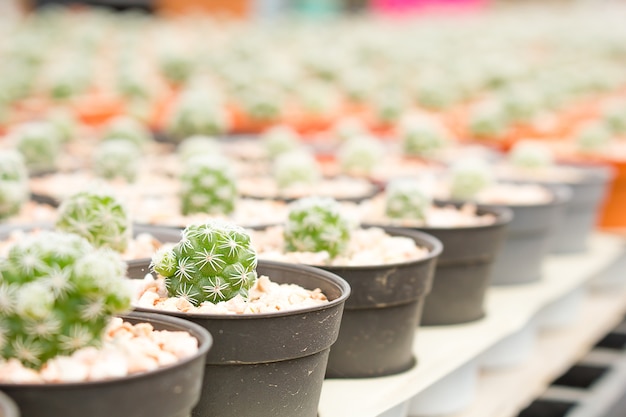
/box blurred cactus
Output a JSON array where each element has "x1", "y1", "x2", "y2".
[
  {"x1": 509, "y1": 141, "x2": 554, "y2": 169},
  {"x1": 273, "y1": 151, "x2": 322, "y2": 189},
  {"x1": 13, "y1": 121, "x2": 62, "y2": 173},
  {"x1": 180, "y1": 156, "x2": 237, "y2": 216},
  {"x1": 93, "y1": 139, "x2": 141, "y2": 182},
  {"x1": 399, "y1": 115, "x2": 449, "y2": 157},
  {"x1": 151, "y1": 221, "x2": 257, "y2": 305},
  {"x1": 166, "y1": 91, "x2": 231, "y2": 141},
  {"x1": 449, "y1": 159, "x2": 494, "y2": 200},
  {"x1": 102, "y1": 116, "x2": 152, "y2": 149},
  {"x1": 177, "y1": 135, "x2": 221, "y2": 162},
  {"x1": 576, "y1": 122, "x2": 612, "y2": 153},
  {"x1": 338, "y1": 135, "x2": 384, "y2": 175},
  {"x1": 385, "y1": 179, "x2": 432, "y2": 221},
  {"x1": 262, "y1": 125, "x2": 301, "y2": 158},
  {"x1": 0, "y1": 151, "x2": 29, "y2": 220}
]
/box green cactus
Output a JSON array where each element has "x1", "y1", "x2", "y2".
[
  {"x1": 102, "y1": 116, "x2": 152, "y2": 149},
  {"x1": 262, "y1": 125, "x2": 301, "y2": 158},
  {"x1": 158, "y1": 49, "x2": 195, "y2": 85},
  {"x1": 509, "y1": 141, "x2": 554, "y2": 170},
  {"x1": 14, "y1": 121, "x2": 62, "y2": 173},
  {"x1": 0, "y1": 151, "x2": 29, "y2": 220},
  {"x1": 576, "y1": 122, "x2": 613, "y2": 153},
  {"x1": 151, "y1": 221, "x2": 258, "y2": 305},
  {"x1": 385, "y1": 179, "x2": 432, "y2": 221},
  {"x1": 177, "y1": 135, "x2": 221, "y2": 162},
  {"x1": 331, "y1": 117, "x2": 368, "y2": 142},
  {"x1": 338, "y1": 135, "x2": 384, "y2": 175},
  {"x1": 55, "y1": 191, "x2": 132, "y2": 253},
  {"x1": 449, "y1": 159, "x2": 494, "y2": 200},
  {"x1": 0, "y1": 231, "x2": 131, "y2": 369},
  {"x1": 603, "y1": 100, "x2": 626, "y2": 135},
  {"x1": 166, "y1": 91, "x2": 231, "y2": 141},
  {"x1": 284, "y1": 197, "x2": 351, "y2": 258},
  {"x1": 399, "y1": 115, "x2": 449, "y2": 157},
  {"x1": 468, "y1": 100, "x2": 510, "y2": 140},
  {"x1": 273, "y1": 151, "x2": 322, "y2": 189},
  {"x1": 93, "y1": 139, "x2": 141, "y2": 182},
  {"x1": 47, "y1": 109, "x2": 77, "y2": 143},
  {"x1": 180, "y1": 156, "x2": 237, "y2": 216}
]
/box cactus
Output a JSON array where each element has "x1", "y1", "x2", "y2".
[
  {"x1": 273, "y1": 151, "x2": 322, "y2": 189},
  {"x1": 93, "y1": 139, "x2": 141, "y2": 182},
  {"x1": 509, "y1": 141, "x2": 554, "y2": 170},
  {"x1": 399, "y1": 115, "x2": 449, "y2": 157},
  {"x1": 284, "y1": 197, "x2": 351, "y2": 258},
  {"x1": 603, "y1": 100, "x2": 626, "y2": 135},
  {"x1": 151, "y1": 221, "x2": 258, "y2": 305},
  {"x1": 262, "y1": 125, "x2": 301, "y2": 158},
  {"x1": 180, "y1": 155, "x2": 237, "y2": 216},
  {"x1": 47, "y1": 108, "x2": 77, "y2": 143},
  {"x1": 331, "y1": 117, "x2": 368, "y2": 142},
  {"x1": 102, "y1": 116, "x2": 152, "y2": 149},
  {"x1": 55, "y1": 190, "x2": 132, "y2": 253},
  {"x1": 158, "y1": 49, "x2": 195, "y2": 85},
  {"x1": 166, "y1": 91, "x2": 231, "y2": 141},
  {"x1": 449, "y1": 159, "x2": 494, "y2": 200},
  {"x1": 13, "y1": 121, "x2": 62, "y2": 173},
  {"x1": 338, "y1": 135, "x2": 384, "y2": 175},
  {"x1": 385, "y1": 179, "x2": 432, "y2": 221},
  {"x1": 468, "y1": 100, "x2": 510, "y2": 140},
  {"x1": 177, "y1": 135, "x2": 222, "y2": 162},
  {"x1": 0, "y1": 231, "x2": 131, "y2": 369},
  {"x1": 0, "y1": 151, "x2": 29, "y2": 220},
  {"x1": 576, "y1": 122, "x2": 612, "y2": 153}
]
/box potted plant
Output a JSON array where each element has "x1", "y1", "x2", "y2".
[
  {"x1": 132, "y1": 219, "x2": 350, "y2": 417},
  {"x1": 0, "y1": 231, "x2": 212, "y2": 417},
  {"x1": 247, "y1": 197, "x2": 442, "y2": 377}
]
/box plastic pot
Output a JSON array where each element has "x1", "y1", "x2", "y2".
[
  {"x1": 0, "y1": 312, "x2": 212, "y2": 417},
  {"x1": 319, "y1": 227, "x2": 442, "y2": 378},
  {"x1": 134, "y1": 260, "x2": 350, "y2": 417},
  {"x1": 409, "y1": 204, "x2": 512, "y2": 325},
  {"x1": 0, "y1": 391, "x2": 19, "y2": 417}
]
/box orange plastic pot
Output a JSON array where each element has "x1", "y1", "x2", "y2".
[
  {"x1": 71, "y1": 93, "x2": 126, "y2": 126},
  {"x1": 598, "y1": 158, "x2": 626, "y2": 230}
]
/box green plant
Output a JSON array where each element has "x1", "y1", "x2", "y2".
[
  {"x1": 449, "y1": 159, "x2": 494, "y2": 200},
  {"x1": 576, "y1": 122, "x2": 613, "y2": 153},
  {"x1": 151, "y1": 221, "x2": 258, "y2": 305},
  {"x1": 399, "y1": 115, "x2": 449, "y2": 157},
  {"x1": 509, "y1": 140, "x2": 554, "y2": 169},
  {"x1": 180, "y1": 156, "x2": 237, "y2": 216},
  {"x1": 158, "y1": 49, "x2": 195, "y2": 85},
  {"x1": 273, "y1": 151, "x2": 322, "y2": 189},
  {"x1": 177, "y1": 135, "x2": 221, "y2": 162},
  {"x1": 602, "y1": 100, "x2": 626, "y2": 135},
  {"x1": 102, "y1": 116, "x2": 152, "y2": 149},
  {"x1": 331, "y1": 117, "x2": 368, "y2": 142},
  {"x1": 0, "y1": 150, "x2": 29, "y2": 220},
  {"x1": 166, "y1": 91, "x2": 231, "y2": 141},
  {"x1": 468, "y1": 100, "x2": 510, "y2": 140},
  {"x1": 284, "y1": 197, "x2": 351, "y2": 258},
  {"x1": 14, "y1": 121, "x2": 62, "y2": 173},
  {"x1": 47, "y1": 109, "x2": 77, "y2": 143},
  {"x1": 338, "y1": 135, "x2": 384, "y2": 175},
  {"x1": 0, "y1": 231, "x2": 131, "y2": 369},
  {"x1": 262, "y1": 125, "x2": 301, "y2": 158},
  {"x1": 55, "y1": 190, "x2": 132, "y2": 253},
  {"x1": 93, "y1": 139, "x2": 141, "y2": 182},
  {"x1": 385, "y1": 179, "x2": 432, "y2": 221}
]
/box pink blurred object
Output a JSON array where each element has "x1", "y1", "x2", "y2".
[{"x1": 370, "y1": 0, "x2": 489, "y2": 15}]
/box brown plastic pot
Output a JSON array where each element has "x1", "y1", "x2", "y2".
[
  {"x1": 134, "y1": 260, "x2": 350, "y2": 417},
  {"x1": 0, "y1": 312, "x2": 212, "y2": 417},
  {"x1": 0, "y1": 391, "x2": 19, "y2": 417}
]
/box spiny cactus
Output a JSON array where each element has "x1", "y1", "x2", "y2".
[
  {"x1": 284, "y1": 197, "x2": 351, "y2": 258},
  {"x1": 151, "y1": 221, "x2": 257, "y2": 305},
  {"x1": 262, "y1": 125, "x2": 301, "y2": 158},
  {"x1": 385, "y1": 179, "x2": 432, "y2": 221},
  {"x1": 102, "y1": 116, "x2": 152, "y2": 149},
  {"x1": 331, "y1": 117, "x2": 369, "y2": 142},
  {"x1": 468, "y1": 100, "x2": 510, "y2": 140},
  {"x1": 602, "y1": 100, "x2": 626, "y2": 135},
  {"x1": 93, "y1": 139, "x2": 141, "y2": 182},
  {"x1": 180, "y1": 155, "x2": 237, "y2": 216},
  {"x1": 509, "y1": 141, "x2": 554, "y2": 170},
  {"x1": 273, "y1": 151, "x2": 322, "y2": 189},
  {"x1": 576, "y1": 122, "x2": 612, "y2": 153},
  {"x1": 13, "y1": 121, "x2": 62, "y2": 173},
  {"x1": 399, "y1": 115, "x2": 449, "y2": 157},
  {"x1": 47, "y1": 109, "x2": 77, "y2": 143},
  {"x1": 177, "y1": 135, "x2": 221, "y2": 162},
  {"x1": 158, "y1": 49, "x2": 195, "y2": 85},
  {"x1": 0, "y1": 151, "x2": 29, "y2": 220},
  {"x1": 166, "y1": 91, "x2": 231, "y2": 141},
  {"x1": 449, "y1": 159, "x2": 494, "y2": 200},
  {"x1": 338, "y1": 135, "x2": 385, "y2": 175},
  {"x1": 55, "y1": 190, "x2": 132, "y2": 253},
  {"x1": 0, "y1": 231, "x2": 131, "y2": 369}
]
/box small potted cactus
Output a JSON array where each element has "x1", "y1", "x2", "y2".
[
  {"x1": 11, "y1": 121, "x2": 62, "y2": 175},
  {"x1": 164, "y1": 90, "x2": 231, "y2": 143},
  {"x1": 0, "y1": 231, "x2": 212, "y2": 417},
  {"x1": 248, "y1": 197, "x2": 442, "y2": 377},
  {"x1": 101, "y1": 116, "x2": 153, "y2": 150},
  {"x1": 132, "y1": 219, "x2": 350, "y2": 417},
  {"x1": 398, "y1": 114, "x2": 450, "y2": 159},
  {"x1": 179, "y1": 155, "x2": 237, "y2": 217},
  {"x1": 336, "y1": 135, "x2": 385, "y2": 177},
  {"x1": 92, "y1": 139, "x2": 141, "y2": 183}
]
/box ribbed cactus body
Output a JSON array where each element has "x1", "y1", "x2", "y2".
[
  {"x1": 55, "y1": 191, "x2": 132, "y2": 252},
  {"x1": 284, "y1": 197, "x2": 351, "y2": 258},
  {"x1": 385, "y1": 180, "x2": 432, "y2": 221},
  {"x1": 93, "y1": 139, "x2": 141, "y2": 182},
  {"x1": 180, "y1": 156, "x2": 237, "y2": 216},
  {"x1": 0, "y1": 151, "x2": 29, "y2": 220},
  {"x1": 151, "y1": 221, "x2": 258, "y2": 305},
  {"x1": 0, "y1": 231, "x2": 131, "y2": 369}
]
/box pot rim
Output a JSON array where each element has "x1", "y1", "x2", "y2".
[{"x1": 0, "y1": 311, "x2": 212, "y2": 390}]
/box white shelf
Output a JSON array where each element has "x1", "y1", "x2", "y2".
[{"x1": 318, "y1": 233, "x2": 626, "y2": 417}]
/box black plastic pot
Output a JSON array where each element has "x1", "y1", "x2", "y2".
[
  {"x1": 483, "y1": 186, "x2": 571, "y2": 285},
  {"x1": 319, "y1": 227, "x2": 442, "y2": 378},
  {"x1": 135, "y1": 260, "x2": 350, "y2": 417},
  {"x1": 0, "y1": 312, "x2": 212, "y2": 417},
  {"x1": 392, "y1": 204, "x2": 513, "y2": 326},
  {"x1": 0, "y1": 391, "x2": 19, "y2": 417},
  {"x1": 0, "y1": 223, "x2": 181, "y2": 280}
]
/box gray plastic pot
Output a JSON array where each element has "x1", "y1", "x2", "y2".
[
  {"x1": 478, "y1": 185, "x2": 571, "y2": 286},
  {"x1": 319, "y1": 227, "x2": 442, "y2": 378},
  {"x1": 406, "y1": 204, "x2": 513, "y2": 325},
  {"x1": 0, "y1": 391, "x2": 19, "y2": 417},
  {"x1": 0, "y1": 223, "x2": 181, "y2": 280},
  {"x1": 135, "y1": 260, "x2": 350, "y2": 417},
  {"x1": 0, "y1": 312, "x2": 212, "y2": 417}
]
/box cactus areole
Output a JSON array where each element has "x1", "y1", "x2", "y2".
[{"x1": 151, "y1": 221, "x2": 258, "y2": 306}]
